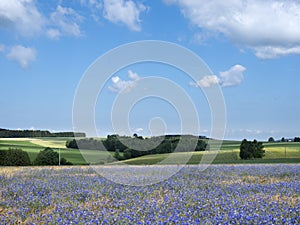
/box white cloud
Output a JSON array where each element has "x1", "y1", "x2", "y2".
[
  {"x1": 6, "y1": 45, "x2": 36, "y2": 68},
  {"x1": 191, "y1": 64, "x2": 246, "y2": 88},
  {"x1": 166, "y1": 0, "x2": 300, "y2": 58},
  {"x1": 135, "y1": 128, "x2": 143, "y2": 132},
  {"x1": 227, "y1": 128, "x2": 263, "y2": 135},
  {"x1": 0, "y1": 1, "x2": 84, "y2": 40},
  {"x1": 80, "y1": 0, "x2": 102, "y2": 9},
  {"x1": 46, "y1": 28, "x2": 61, "y2": 40},
  {"x1": 109, "y1": 70, "x2": 140, "y2": 93},
  {"x1": 103, "y1": 0, "x2": 146, "y2": 31},
  {"x1": 0, "y1": 0, "x2": 44, "y2": 37},
  {"x1": 190, "y1": 75, "x2": 220, "y2": 88},
  {"x1": 254, "y1": 46, "x2": 300, "y2": 59},
  {"x1": 49, "y1": 5, "x2": 83, "y2": 39},
  {"x1": 128, "y1": 70, "x2": 140, "y2": 80},
  {"x1": 220, "y1": 64, "x2": 246, "y2": 87},
  {"x1": 80, "y1": 0, "x2": 102, "y2": 22},
  {"x1": 0, "y1": 2, "x2": 85, "y2": 67}
]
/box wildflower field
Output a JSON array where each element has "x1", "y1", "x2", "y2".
[{"x1": 1, "y1": 164, "x2": 299, "y2": 224}]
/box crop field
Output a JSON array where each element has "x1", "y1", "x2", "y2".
[
  {"x1": 0, "y1": 164, "x2": 299, "y2": 224},
  {"x1": 1, "y1": 138, "x2": 300, "y2": 165},
  {"x1": 0, "y1": 138, "x2": 113, "y2": 165},
  {"x1": 120, "y1": 143, "x2": 300, "y2": 165}
]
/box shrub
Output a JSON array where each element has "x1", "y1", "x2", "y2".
[
  {"x1": 60, "y1": 157, "x2": 73, "y2": 165},
  {"x1": 0, "y1": 150, "x2": 6, "y2": 165},
  {"x1": 34, "y1": 148, "x2": 59, "y2": 165},
  {"x1": 34, "y1": 147, "x2": 72, "y2": 166},
  {"x1": 240, "y1": 139, "x2": 265, "y2": 160}
]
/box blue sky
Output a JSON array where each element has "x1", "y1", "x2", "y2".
[{"x1": 0, "y1": 0, "x2": 300, "y2": 140}]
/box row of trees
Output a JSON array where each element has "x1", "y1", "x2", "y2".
[
  {"x1": 66, "y1": 134, "x2": 209, "y2": 160},
  {"x1": 268, "y1": 137, "x2": 300, "y2": 142},
  {"x1": 0, "y1": 148, "x2": 72, "y2": 166},
  {"x1": 0, "y1": 128, "x2": 86, "y2": 138}
]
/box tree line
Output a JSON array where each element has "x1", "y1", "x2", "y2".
[
  {"x1": 268, "y1": 136, "x2": 300, "y2": 142},
  {"x1": 66, "y1": 134, "x2": 209, "y2": 160},
  {"x1": 0, "y1": 128, "x2": 86, "y2": 138}
]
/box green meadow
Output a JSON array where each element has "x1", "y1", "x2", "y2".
[{"x1": 1, "y1": 138, "x2": 300, "y2": 165}]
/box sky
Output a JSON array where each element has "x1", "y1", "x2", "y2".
[{"x1": 0, "y1": 0, "x2": 300, "y2": 141}]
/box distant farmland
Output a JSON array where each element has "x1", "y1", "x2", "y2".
[{"x1": 1, "y1": 138, "x2": 300, "y2": 165}]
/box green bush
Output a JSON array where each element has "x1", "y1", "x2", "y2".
[
  {"x1": 34, "y1": 147, "x2": 72, "y2": 166},
  {"x1": 0, "y1": 150, "x2": 6, "y2": 165},
  {"x1": 240, "y1": 139, "x2": 265, "y2": 160},
  {"x1": 34, "y1": 148, "x2": 59, "y2": 165},
  {"x1": 0, "y1": 148, "x2": 31, "y2": 166},
  {"x1": 60, "y1": 157, "x2": 73, "y2": 165}
]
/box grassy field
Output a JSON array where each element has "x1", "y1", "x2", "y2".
[
  {"x1": 0, "y1": 138, "x2": 113, "y2": 165},
  {"x1": 0, "y1": 138, "x2": 300, "y2": 165},
  {"x1": 118, "y1": 141, "x2": 300, "y2": 165}
]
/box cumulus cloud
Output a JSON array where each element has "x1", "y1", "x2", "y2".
[
  {"x1": 6, "y1": 45, "x2": 36, "y2": 68},
  {"x1": 46, "y1": 28, "x2": 61, "y2": 40},
  {"x1": 0, "y1": 1, "x2": 83, "y2": 40},
  {"x1": 191, "y1": 65, "x2": 246, "y2": 88},
  {"x1": 254, "y1": 46, "x2": 300, "y2": 59},
  {"x1": 0, "y1": 0, "x2": 44, "y2": 37},
  {"x1": 165, "y1": 0, "x2": 300, "y2": 58},
  {"x1": 190, "y1": 75, "x2": 220, "y2": 88},
  {"x1": 80, "y1": 0, "x2": 102, "y2": 22},
  {"x1": 48, "y1": 5, "x2": 83, "y2": 39},
  {"x1": 220, "y1": 64, "x2": 246, "y2": 87},
  {"x1": 0, "y1": 2, "x2": 84, "y2": 68},
  {"x1": 103, "y1": 0, "x2": 146, "y2": 31},
  {"x1": 109, "y1": 70, "x2": 140, "y2": 93}
]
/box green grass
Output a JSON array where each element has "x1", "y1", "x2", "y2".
[
  {"x1": 0, "y1": 138, "x2": 115, "y2": 165},
  {"x1": 1, "y1": 138, "x2": 300, "y2": 165},
  {"x1": 0, "y1": 140, "x2": 44, "y2": 161},
  {"x1": 119, "y1": 143, "x2": 300, "y2": 165}
]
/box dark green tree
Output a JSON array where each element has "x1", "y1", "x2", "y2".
[
  {"x1": 114, "y1": 149, "x2": 122, "y2": 160},
  {"x1": 66, "y1": 139, "x2": 78, "y2": 149},
  {"x1": 239, "y1": 139, "x2": 265, "y2": 160},
  {"x1": 123, "y1": 148, "x2": 132, "y2": 159},
  {"x1": 59, "y1": 157, "x2": 73, "y2": 165},
  {"x1": 195, "y1": 140, "x2": 208, "y2": 151},
  {"x1": 239, "y1": 139, "x2": 253, "y2": 160},
  {"x1": 34, "y1": 148, "x2": 59, "y2": 165},
  {"x1": 252, "y1": 139, "x2": 265, "y2": 158},
  {"x1": 0, "y1": 148, "x2": 31, "y2": 166},
  {"x1": 0, "y1": 150, "x2": 6, "y2": 165},
  {"x1": 294, "y1": 137, "x2": 300, "y2": 142},
  {"x1": 268, "y1": 137, "x2": 275, "y2": 142},
  {"x1": 103, "y1": 135, "x2": 127, "y2": 152},
  {"x1": 35, "y1": 148, "x2": 72, "y2": 165}
]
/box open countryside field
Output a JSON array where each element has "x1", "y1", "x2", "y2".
[
  {"x1": 1, "y1": 138, "x2": 300, "y2": 165},
  {"x1": 120, "y1": 148, "x2": 300, "y2": 165},
  {"x1": 0, "y1": 138, "x2": 112, "y2": 165},
  {"x1": 0, "y1": 165, "x2": 299, "y2": 224}
]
